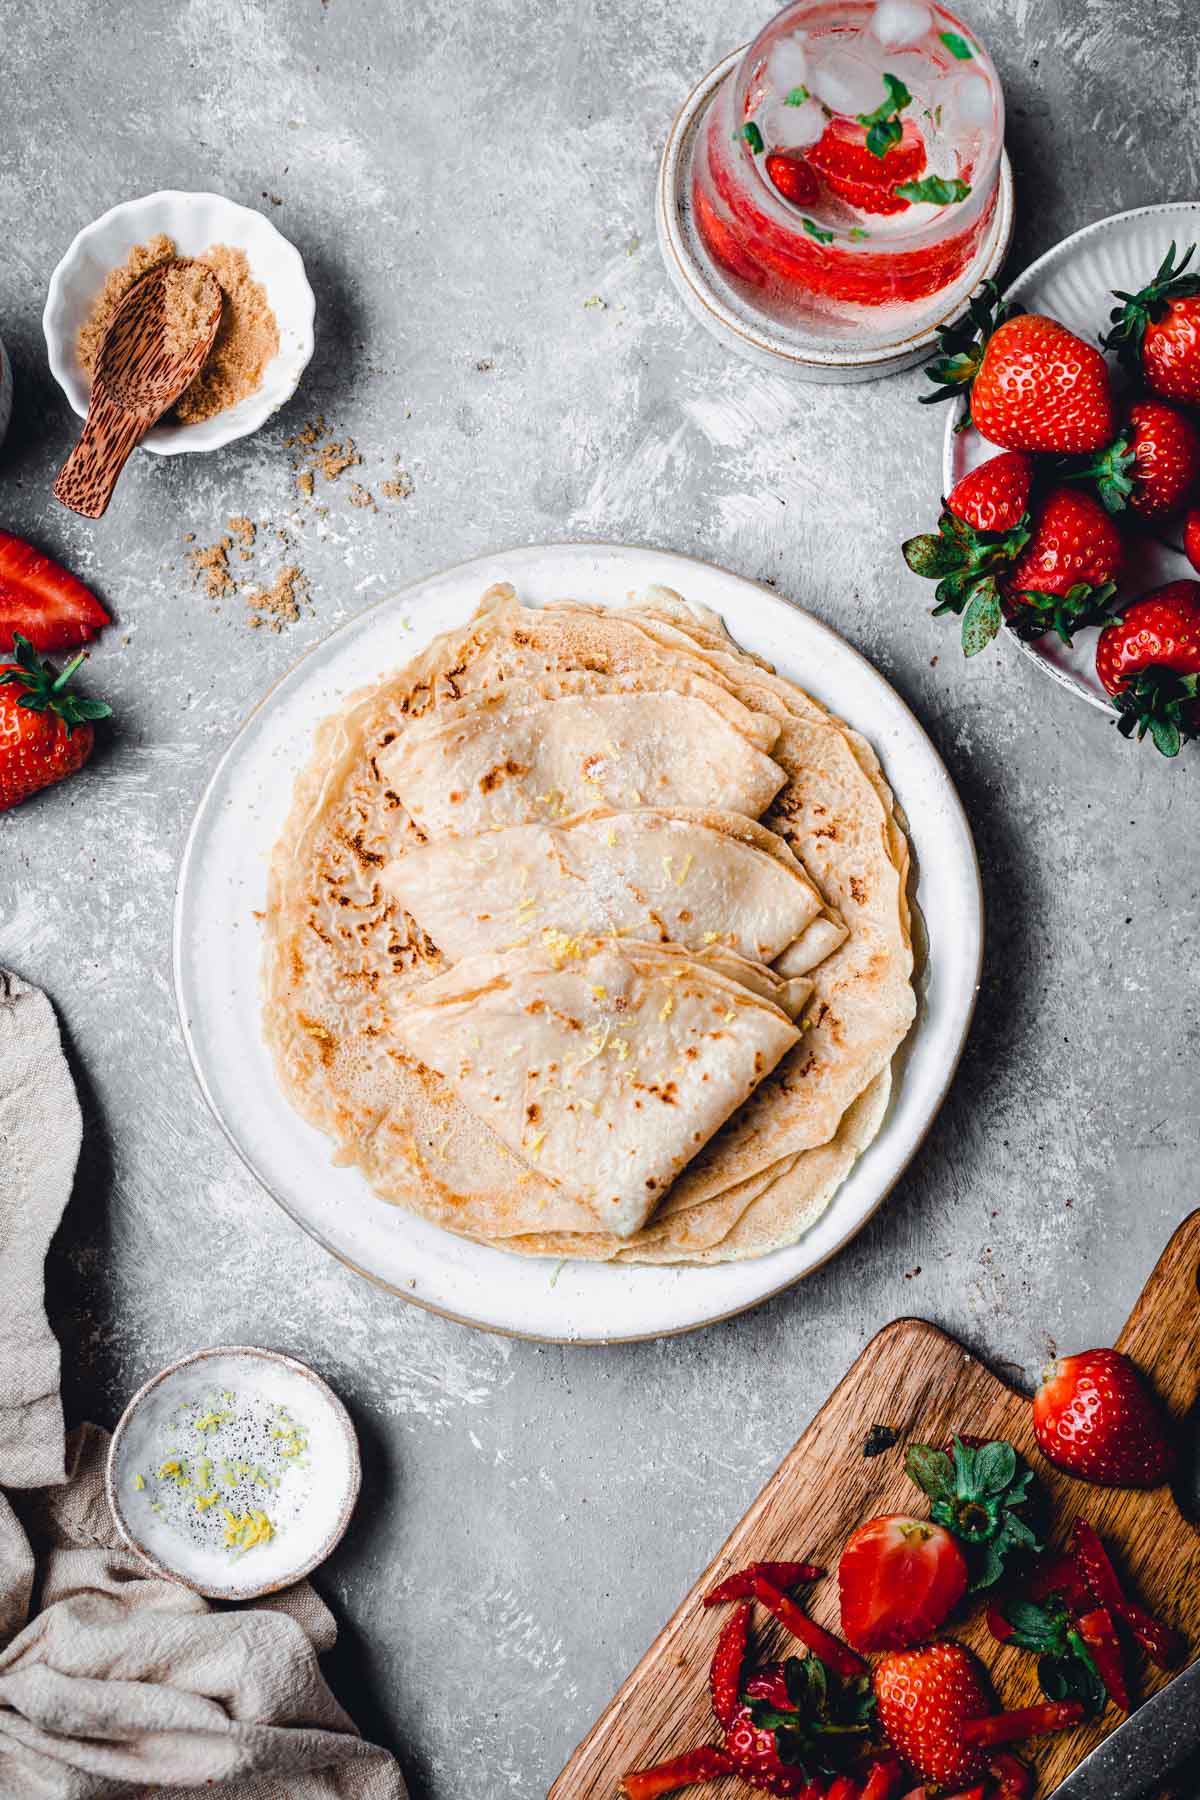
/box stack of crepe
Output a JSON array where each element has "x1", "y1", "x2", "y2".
[{"x1": 262, "y1": 585, "x2": 916, "y2": 1264}]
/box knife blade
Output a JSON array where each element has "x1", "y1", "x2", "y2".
[{"x1": 1051, "y1": 1660, "x2": 1200, "y2": 1798}]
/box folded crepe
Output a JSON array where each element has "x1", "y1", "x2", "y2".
[
  {"x1": 381, "y1": 806, "x2": 846, "y2": 971},
  {"x1": 389, "y1": 937, "x2": 800, "y2": 1237},
  {"x1": 378, "y1": 686, "x2": 787, "y2": 837},
  {"x1": 263, "y1": 582, "x2": 915, "y2": 1263}
]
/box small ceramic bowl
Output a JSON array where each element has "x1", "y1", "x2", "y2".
[
  {"x1": 43, "y1": 191, "x2": 316, "y2": 455},
  {"x1": 106, "y1": 1345, "x2": 360, "y2": 1600}
]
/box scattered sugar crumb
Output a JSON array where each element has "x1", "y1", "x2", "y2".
[
  {"x1": 246, "y1": 564, "x2": 307, "y2": 632},
  {"x1": 349, "y1": 481, "x2": 375, "y2": 509},
  {"x1": 186, "y1": 536, "x2": 235, "y2": 599}
]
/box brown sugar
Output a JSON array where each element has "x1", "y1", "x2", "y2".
[
  {"x1": 348, "y1": 481, "x2": 375, "y2": 509},
  {"x1": 186, "y1": 536, "x2": 235, "y2": 600},
  {"x1": 174, "y1": 244, "x2": 279, "y2": 425},
  {"x1": 76, "y1": 234, "x2": 279, "y2": 425},
  {"x1": 228, "y1": 515, "x2": 256, "y2": 560},
  {"x1": 162, "y1": 261, "x2": 218, "y2": 359},
  {"x1": 77, "y1": 234, "x2": 176, "y2": 374},
  {"x1": 247, "y1": 564, "x2": 307, "y2": 631},
  {"x1": 381, "y1": 462, "x2": 414, "y2": 500}
]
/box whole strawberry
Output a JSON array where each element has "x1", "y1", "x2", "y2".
[
  {"x1": 0, "y1": 634, "x2": 111, "y2": 811},
  {"x1": 1075, "y1": 400, "x2": 1200, "y2": 518},
  {"x1": 904, "y1": 483, "x2": 1121, "y2": 656},
  {"x1": 1005, "y1": 486, "x2": 1123, "y2": 639},
  {"x1": 920, "y1": 284, "x2": 1114, "y2": 452},
  {"x1": 873, "y1": 1641, "x2": 1082, "y2": 1786},
  {"x1": 1104, "y1": 240, "x2": 1200, "y2": 403},
  {"x1": 945, "y1": 452, "x2": 1032, "y2": 534},
  {"x1": 1095, "y1": 580, "x2": 1200, "y2": 756},
  {"x1": 1032, "y1": 1348, "x2": 1177, "y2": 1487}
]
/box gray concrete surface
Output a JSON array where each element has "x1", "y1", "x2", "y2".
[{"x1": 1, "y1": 0, "x2": 1198, "y2": 1794}]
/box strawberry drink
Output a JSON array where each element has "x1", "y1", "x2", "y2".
[{"x1": 691, "y1": 0, "x2": 1004, "y2": 329}]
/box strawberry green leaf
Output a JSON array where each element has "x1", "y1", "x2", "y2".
[
  {"x1": 893, "y1": 175, "x2": 971, "y2": 205},
  {"x1": 902, "y1": 532, "x2": 962, "y2": 578},
  {"x1": 939, "y1": 30, "x2": 975, "y2": 59},
  {"x1": 918, "y1": 280, "x2": 1022, "y2": 412},
  {"x1": 961, "y1": 582, "x2": 1002, "y2": 656},
  {"x1": 1065, "y1": 429, "x2": 1136, "y2": 513},
  {"x1": 1010, "y1": 581, "x2": 1121, "y2": 646},
  {"x1": 802, "y1": 217, "x2": 835, "y2": 243},
  {"x1": 1102, "y1": 240, "x2": 1200, "y2": 366},
  {"x1": 736, "y1": 121, "x2": 765, "y2": 154},
  {"x1": 784, "y1": 85, "x2": 810, "y2": 104},
  {"x1": 908, "y1": 1435, "x2": 1041, "y2": 1582},
  {"x1": 0, "y1": 632, "x2": 111, "y2": 734}
]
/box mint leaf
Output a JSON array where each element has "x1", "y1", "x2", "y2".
[
  {"x1": 940, "y1": 29, "x2": 974, "y2": 59},
  {"x1": 802, "y1": 217, "x2": 834, "y2": 243},
  {"x1": 784, "y1": 85, "x2": 810, "y2": 105},
  {"x1": 894, "y1": 175, "x2": 972, "y2": 205},
  {"x1": 856, "y1": 72, "x2": 912, "y2": 158},
  {"x1": 736, "y1": 121, "x2": 764, "y2": 154}
]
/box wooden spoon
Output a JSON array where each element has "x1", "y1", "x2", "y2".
[{"x1": 54, "y1": 259, "x2": 223, "y2": 519}]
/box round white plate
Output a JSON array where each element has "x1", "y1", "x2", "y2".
[
  {"x1": 943, "y1": 201, "x2": 1200, "y2": 710},
  {"x1": 174, "y1": 544, "x2": 982, "y2": 1344}
]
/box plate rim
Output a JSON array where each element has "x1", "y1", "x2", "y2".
[
  {"x1": 942, "y1": 199, "x2": 1200, "y2": 711},
  {"x1": 172, "y1": 540, "x2": 983, "y2": 1345}
]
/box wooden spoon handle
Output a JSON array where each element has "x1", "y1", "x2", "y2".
[{"x1": 54, "y1": 391, "x2": 149, "y2": 519}]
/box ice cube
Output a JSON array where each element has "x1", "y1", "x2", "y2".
[
  {"x1": 868, "y1": 0, "x2": 933, "y2": 49},
  {"x1": 767, "y1": 34, "x2": 809, "y2": 98},
  {"x1": 809, "y1": 48, "x2": 890, "y2": 118},
  {"x1": 770, "y1": 96, "x2": 827, "y2": 149},
  {"x1": 952, "y1": 72, "x2": 994, "y2": 128}
]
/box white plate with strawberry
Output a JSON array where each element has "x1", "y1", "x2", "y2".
[{"x1": 908, "y1": 202, "x2": 1200, "y2": 757}]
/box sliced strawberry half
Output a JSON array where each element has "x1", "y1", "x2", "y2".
[
  {"x1": 838, "y1": 1514, "x2": 968, "y2": 1652},
  {"x1": 807, "y1": 118, "x2": 926, "y2": 215},
  {"x1": 0, "y1": 529, "x2": 110, "y2": 652}
]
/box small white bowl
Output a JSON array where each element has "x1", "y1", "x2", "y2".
[
  {"x1": 106, "y1": 1345, "x2": 360, "y2": 1600},
  {"x1": 44, "y1": 191, "x2": 316, "y2": 455}
]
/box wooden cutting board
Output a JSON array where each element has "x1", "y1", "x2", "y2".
[{"x1": 551, "y1": 1211, "x2": 1200, "y2": 1799}]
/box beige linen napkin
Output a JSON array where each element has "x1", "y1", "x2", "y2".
[{"x1": 0, "y1": 968, "x2": 407, "y2": 1799}]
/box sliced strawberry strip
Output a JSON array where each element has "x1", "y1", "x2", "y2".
[
  {"x1": 752, "y1": 1576, "x2": 866, "y2": 1680},
  {"x1": 826, "y1": 1778, "x2": 862, "y2": 1800},
  {"x1": 1075, "y1": 1605, "x2": 1129, "y2": 1712},
  {"x1": 1071, "y1": 1520, "x2": 1185, "y2": 1669},
  {"x1": 859, "y1": 1762, "x2": 906, "y2": 1800},
  {"x1": 960, "y1": 1699, "x2": 1085, "y2": 1751},
  {"x1": 985, "y1": 1601, "x2": 1015, "y2": 1644},
  {"x1": 0, "y1": 529, "x2": 110, "y2": 653},
  {"x1": 705, "y1": 1561, "x2": 825, "y2": 1605},
  {"x1": 1027, "y1": 1551, "x2": 1091, "y2": 1612},
  {"x1": 620, "y1": 1745, "x2": 736, "y2": 1799},
  {"x1": 942, "y1": 1788, "x2": 986, "y2": 1800},
  {"x1": 709, "y1": 1601, "x2": 750, "y2": 1730}
]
